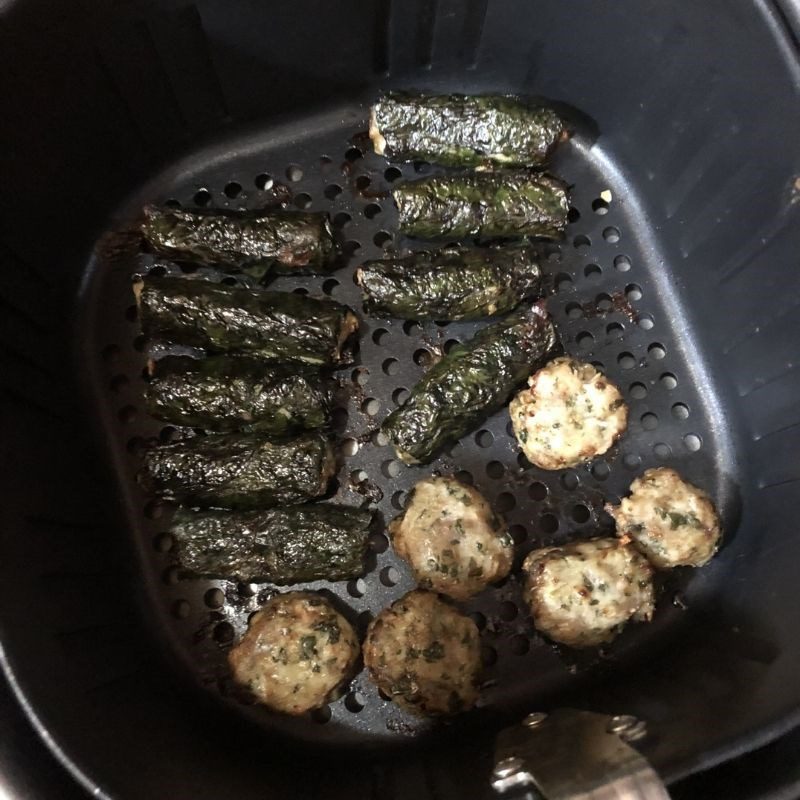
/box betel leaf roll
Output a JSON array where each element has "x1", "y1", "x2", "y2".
[
  {"x1": 356, "y1": 244, "x2": 542, "y2": 321},
  {"x1": 170, "y1": 504, "x2": 373, "y2": 583},
  {"x1": 141, "y1": 205, "x2": 338, "y2": 275},
  {"x1": 370, "y1": 93, "x2": 565, "y2": 168},
  {"x1": 139, "y1": 431, "x2": 336, "y2": 509},
  {"x1": 382, "y1": 303, "x2": 558, "y2": 464},
  {"x1": 146, "y1": 355, "x2": 330, "y2": 434},
  {"x1": 394, "y1": 173, "x2": 569, "y2": 240},
  {"x1": 134, "y1": 276, "x2": 359, "y2": 367}
]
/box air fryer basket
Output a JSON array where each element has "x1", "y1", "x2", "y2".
[{"x1": 2, "y1": 1, "x2": 800, "y2": 798}]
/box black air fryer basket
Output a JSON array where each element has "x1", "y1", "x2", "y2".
[{"x1": 2, "y1": 1, "x2": 800, "y2": 798}]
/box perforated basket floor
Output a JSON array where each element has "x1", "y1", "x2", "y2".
[{"x1": 82, "y1": 103, "x2": 728, "y2": 747}]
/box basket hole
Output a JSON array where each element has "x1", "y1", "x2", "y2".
[
  {"x1": 364, "y1": 203, "x2": 382, "y2": 219},
  {"x1": 193, "y1": 188, "x2": 211, "y2": 206},
  {"x1": 475, "y1": 430, "x2": 494, "y2": 448},
  {"x1": 286, "y1": 164, "x2": 304, "y2": 182},
  {"x1": 110, "y1": 374, "x2": 129, "y2": 392},
  {"x1": 163, "y1": 198, "x2": 181, "y2": 208},
  {"x1": 672, "y1": 403, "x2": 690, "y2": 420},
  {"x1": 560, "y1": 471, "x2": 579, "y2": 491},
  {"x1": 618, "y1": 352, "x2": 636, "y2": 370},
  {"x1": 391, "y1": 490, "x2": 406, "y2": 510},
  {"x1": 606, "y1": 321, "x2": 624, "y2": 339},
  {"x1": 162, "y1": 566, "x2": 180, "y2": 585},
  {"x1": 501, "y1": 526, "x2": 523, "y2": 549},
  {"x1": 384, "y1": 166, "x2": 402, "y2": 182},
  {"x1": 540, "y1": 513, "x2": 559, "y2": 534},
  {"x1": 333, "y1": 212, "x2": 351, "y2": 228},
  {"x1": 660, "y1": 372, "x2": 678, "y2": 389},
  {"x1": 347, "y1": 578, "x2": 367, "y2": 598},
  {"x1": 345, "y1": 147, "x2": 363, "y2": 162},
  {"x1": 373, "y1": 231, "x2": 392, "y2": 248},
  {"x1": 625, "y1": 283, "x2": 643, "y2": 302},
  {"x1": 486, "y1": 460, "x2": 505, "y2": 480},
  {"x1": 294, "y1": 192, "x2": 312, "y2": 210},
  {"x1": 496, "y1": 492, "x2": 516, "y2": 513},
  {"x1": 471, "y1": 612, "x2": 487, "y2": 630},
  {"x1": 255, "y1": 173, "x2": 273, "y2": 190},
  {"x1": 638, "y1": 313, "x2": 654, "y2": 330},
  {"x1": 331, "y1": 407, "x2": 348, "y2": 431},
  {"x1": 641, "y1": 412, "x2": 659, "y2": 430},
  {"x1": 392, "y1": 387, "x2": 409, "y2": 406},
  {"x1": 341, "y1": 438, "x2": 359, "y2": 457},
  {"x1": 324, "y1": 184, "x2": 342, "y2": 200},
  {"x1": 414, "y1": 160, "x2": 431, "y2": 173},
  {"x1": 213, "y1": 622, "x2": 235, "y2": 644},
  {"x1": 403, "y1": 320, "x2": 421, "y2": 336},
  {"x1": 584, "y1": 263, "x2": 602, "y2": 279},
  {"x1": 614, "y1": 254, "x2": 632, "y2": 272},
  {"x1": 172, "y1": 600, "x2": 190, "y2": 619},
  {"x1": 203, "y1": 588, "x2": 224, "y2": 609},
  {"x1": 499, "y1": 601, "x2": 518, "y2": 621},
  {"x1": 603, "y1": 226, "x2": 621, "y2": 243},
  {"x1": 153, "y1": 532, "x2": 173, "y2": 553},
  {"x1": 444, "y1": 338, "x2": 460, "y2": 354},
  {"x1": 591, "y1": 460, "x2": 611, "y2": 480},
  {"x1": 352, "y1": 366, "x2": 369, "y2": 386},
  {"x1": 372, "y1": 429, "x2": 389, "y2": 447},
  {"x1": 572, "y1": 504, "x2": 591, "y2": 523},
  {"x1": 369, "y1": 532, "x2": 389, "y2": 553},
  {"x1": 629, "y1": 382, "x2": 647, "y2": 399},
  {"x1": 555, "y1": 273, "x2": 573, "y2": 292},
  {"x1": 343, "y1": 240, "x2": 361, "y2": 255},
  {"x1": 648, "y1": 343, "x2": 666, "y2": 360},
  {"x1": 382, "y1": 357, "x2": 399, "y2": 375},
  {"x1": 576, "y1": 331, "x2": 594, "y2": 350},
  {"x1": 481, "y1": 645, "x2": 498, "y2": 666},
  {"x1": 566, "y1": 301, "x2": 584, "y2": 319},
  {"x1": 529, "y1": 481, "x2": 548, "y2": 501},
  {"x1": 592, "y1": 198, "x2": 610, "y2": 215},
  {"x1": 510, "y1": 635, "x2": 530, "y2": 655},
  {"x1": 413, "y1": 348, "x2": 433, "y2": 367},
  {"x1": 567, "y1": 206, "x2": 581, "y2": 224},
  {"x1": 345, "y1": 692, "x2": 366, "y2": 713},
  {"x1": 126, "y1": 436, "x2": 146, "y2": 454},
  {"x1": 224, "y1": 181, "x2": 242, "y2": 199},
  {"x1": 312, "y1": 706, "x2": 332, "y2": 723},
  {"x1": 362, "y1": 397, "x2": 380, "y2": 416},
  {"x1": 372, "y1": 328, "x2": 389, "y2": 346},
  {"x1": 684, "y1": 433, "x2": 702, "y2": 452},
  {"x1": 382, "y1": 459, "x2": 401, "y2": 478},
  {"x1": 623, "y1": 453, "x2": 642, "y2": 470},
  {"x1": 455, "y1": 469, "x2": 474, "y2": 486},
  {"x1": 596, "y1": 293, "x2": 613, "y2": 311},
  {"x1": 573, "y1": 234, "x2": 591, "y2": 252},
  {"x1": 118, "y1": 405, "x2": 137, "y2": 423},
  {"x1": 653, "y1": 442, "x2": 672, "y2": 460},
  {"x1": 380, "y1": 566, "x2": 400, "y2": 587}
]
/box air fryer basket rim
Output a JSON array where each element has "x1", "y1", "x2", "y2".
[{"x1": 0, "y1": 3, "x2": 800, "y2": 797}]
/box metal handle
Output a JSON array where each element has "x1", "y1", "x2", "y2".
[{"x1": 492, "y1": 709, "x2": 670, "y2": 800}]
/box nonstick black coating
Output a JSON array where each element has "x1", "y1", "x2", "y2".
[
  {"x1": 82, "y1": 106, "x2": 735, "y2": 747},
  {"x1": 2, "y1": 1, "x2": 800, "y2": 798}
]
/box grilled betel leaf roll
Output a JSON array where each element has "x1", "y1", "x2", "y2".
[
  {"x1": 382, "y1": 303, "x2": 558, "y2": 464},
  {"x1": 134, "y1": 275, "x2": 359, "y2": 367},
  {"x1": 356, "y1": 244, "x2": 542, "y2": 320},
  {"x1": 171, "y1": 504, "x2": 372, "y2": 583},
  {"x1": 141, "y1": 205, "x2": 338, "y2": 275},
  {"x1": 139, "y1": 431, "x2": 336, "y2": 509},
  {"x1": 370, "y1": 93, "x2": 565, "y2": 168},
  {"x1": 145, "y1": 355, "x2": 330, "y2": 434},
  {"x1": 394, "y1": 173, "x2": 569, "y2": 240}
]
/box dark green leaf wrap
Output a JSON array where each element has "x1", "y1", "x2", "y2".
[
  {"x1": 134, "y1": 276, "x2": 359, "y2": 367},
  {"x1": 382, "y1": 303, "x2": 558, "y2": 464},
  {"x1": 393, "y1": 173, "x2": 569, "y2": 240},
  {"x1": 357, "y1": 245, "x2": 542, "y2": 320},
  {"x1": 145, "y1": 355, "x2": 330, "y2": 433},
  {"x1": 370, "y1": 93, "x2": 565, "y2": 168},
  {"x1": 141, "y1": 205, "x2": 338, "y2": 275},
  {"x1": 139, "y1": 431, "x2": 337, "y2": 509},
  {"x1": 170, "y1": 504, "x2": 373, "y2": 583}
]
